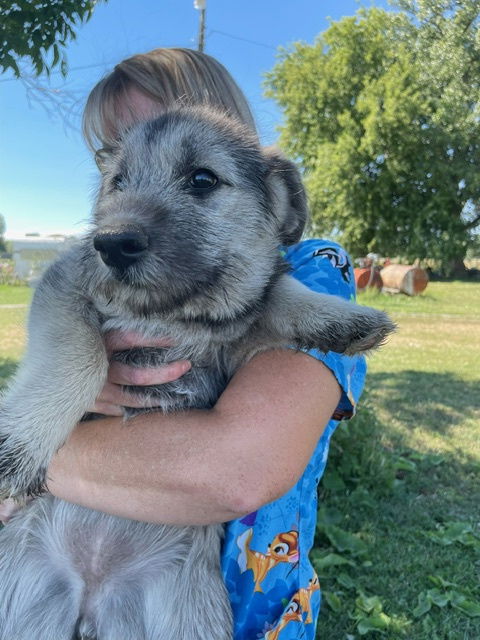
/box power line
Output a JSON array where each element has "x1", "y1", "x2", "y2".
[
  {"x1": 209, "y1": 29, "x2": 278, "y2": 51},
  {"x1": 0, "y1": 29, "x2": 279, "y2": 86}
]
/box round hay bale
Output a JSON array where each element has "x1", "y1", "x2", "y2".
[
  {"x1": 354, "y1": 267, "x2": 383, "y2": 291},
  {"x1": 380, "y1": 264, "x2": 429, "y2": 296}
]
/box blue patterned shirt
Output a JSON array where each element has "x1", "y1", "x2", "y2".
[{"x1": 221, "y1": 239, "x2": 366, "y2": 640}]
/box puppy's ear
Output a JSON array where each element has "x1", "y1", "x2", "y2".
[
  {"x1": 94, "y1": 147, "x2": 116, "y2": 174},
  {"x1": 264, "y1": 146, "x2": 308, "y2": 245}
]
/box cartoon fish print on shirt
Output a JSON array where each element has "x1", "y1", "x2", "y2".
[
  {"x1": 297, "y1": 575, "x2": 320, "y2": 623},
  {"x1": 264, "y1": 595, "x2": 303, "y2": 640},
  {"x1": 237, "y1": 529, "x2": 299, "y2": 593},
  {"x1": 264, "y1": 574, "x2": 320, "y2": 639}
]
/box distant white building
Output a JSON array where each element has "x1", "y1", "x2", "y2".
[{"x1": 10, "y1": 236, "x2": 76, "y2": 281}]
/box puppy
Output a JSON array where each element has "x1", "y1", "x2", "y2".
[{"x1": 0, "y1": 107, "x2": 394, "y2": 640}]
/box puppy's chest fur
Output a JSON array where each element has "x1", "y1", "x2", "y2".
[
  {"x1": 112, "y1": 344, "x2": 233, "y2": 413},
  {"x1": 97, "y1": 302, "x2": 263, "y2": 414}
]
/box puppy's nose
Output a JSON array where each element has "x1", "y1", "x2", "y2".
[{"x1": 93, "y1": 227, "x2": 149, "y2": 270}]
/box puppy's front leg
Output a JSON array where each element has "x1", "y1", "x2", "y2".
[
  {"x1": 261, "y1": 274, "x2": 395, "y2": 356},
  {"x1": 0, "y1": 257, "x2": 108, "y2": 499}
]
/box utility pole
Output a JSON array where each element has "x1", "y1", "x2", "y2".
[{"x1": 194, "y1": 0, "x2": 206, "y2": 52}]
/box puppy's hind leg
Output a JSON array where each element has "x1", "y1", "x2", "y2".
[
  {"x1": 0, "y1": 512, "x2": 83, "y2": 640},
  {"x1": 143, "y1": 575, "x2": 233, "y2": 640},
  {"x1": 142, "y1": 526, "x2": 233, "y2": 640},
  {"x1": 0, "y1": 580, "x2": 82, "y2": 640},
  {"x1": 78, "y1": 589, "x2": 147, "y2": 640}
]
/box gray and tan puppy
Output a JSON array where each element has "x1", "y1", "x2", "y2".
[{"x1": 0, "y1": 107, "x2": 394, "y2": 640}]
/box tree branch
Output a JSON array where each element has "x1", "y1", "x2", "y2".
[{"x1": 465, "y1": 213, "x2": 480, "y2": 230}]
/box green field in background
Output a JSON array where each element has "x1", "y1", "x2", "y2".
[
  {"x1": 316, "y1": 281, "x2": 480, "y2": 639},
  {"x1": 0, "y1": 281, "x2": 478, "y2": 638}
]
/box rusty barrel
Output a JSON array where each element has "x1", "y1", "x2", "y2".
[
  {"x1": 380, "y1": 264, "x2": 429, "y2": 296},
  {"x1": 354, "y1": 267, "x2": 383, "y2": 291}
]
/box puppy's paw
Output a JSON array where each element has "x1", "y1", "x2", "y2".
[
  {"x1": 323, "y1": 306, "x2": 396, "y2": 356},
  {"x1": 0, "y1": 436, "x2": 48, "y2": 500}
]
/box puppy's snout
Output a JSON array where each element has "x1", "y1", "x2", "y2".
[{"x1": 93, "y1": 227, "x2": 149, "y2": 270}]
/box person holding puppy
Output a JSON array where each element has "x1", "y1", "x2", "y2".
[{"x1": 1, "y1": 49, "x2": 366, "y2": 640}]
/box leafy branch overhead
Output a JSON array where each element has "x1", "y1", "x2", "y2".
[
  {"x1": 265, "y1": 0, "x2": 480, "y2": 269},
  {"x1": 0, "y1": 0, "x2": 105, "y2": 77}
]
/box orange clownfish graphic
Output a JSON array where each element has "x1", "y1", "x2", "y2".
[{"x1": 237, "y1": 528, "x2": 299, "y2": 593}]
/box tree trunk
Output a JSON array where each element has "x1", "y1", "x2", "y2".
[{"x1": 447, "y1": 258, "x2": 468, "y2": 278}]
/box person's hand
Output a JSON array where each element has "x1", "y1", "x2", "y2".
[
  {"x1": 91, "y1": 331, "x2": 191, "y2": 416},
  {"x1": 0, "y1": 498, "x2": 24, "y2": 524}
]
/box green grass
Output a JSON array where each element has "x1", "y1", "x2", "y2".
[
  {"x1": 0, "y1": 308, "x2": 27, "y2": 384},
  {"x1": 359, "y1": 283, "x2": 479, "y2": 461},
  {"x1": 0, "y1": 282, "x2": 479, "y2": 638},
  {"x1": 0, "y1": 286, "x2": 31, "y2": 384},
  {"x1": 0, "y1": 284, "x2": 32, "y2": 306},
  {"x1": 357, "y1": 281, "x2": 480, "y2": 317},
  {"x1": 315, "y1": 282, "x2": 480, "y2": 639}
]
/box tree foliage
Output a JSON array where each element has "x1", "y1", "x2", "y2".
[
  {"x1": 0, "y1": 214, "x2": 6, "y2": 253},
  {"x1": 265, "y1": 2, "x2": 480, "y2": 267},
  {"x1": 0, "y1": 0, "x2": 104, "y2": 77}
]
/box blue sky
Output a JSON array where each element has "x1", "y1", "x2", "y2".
[{"x1": 0, "y1": 0, "x2": 389, "y2": 238}]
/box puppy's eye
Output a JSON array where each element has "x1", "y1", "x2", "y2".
[{"x1": 189, "y1": 169, "x2": 218, "y2": 190}]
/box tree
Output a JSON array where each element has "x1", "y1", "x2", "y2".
[
  {"x1": 0, "y1": 0, "x2": 104, "y2": 77},
  {"x1": 0, "y1": 213, "x2": 6, "y2": 253},
  {"x1": 265, "y1": 3, "x2": 480, "y2": 270}
]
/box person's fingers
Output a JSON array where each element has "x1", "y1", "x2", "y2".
[
  {"x1": 92, "y1": 382, "x2": 159, "y2": 410},
  {"x1": 104, "y1": 331, "x2": 173, "y2": 355},
  {"x1": 92, "y1": 394, "x2": 165, "y2": 411},
  {"x1": 107, "y1": 360, "x2": 191, "y2": 386},
  {"x1": 91, "y1": 354, "x2": 192, "y2": 413},
  {"x1": 90, "y1": 360, "x2": 191, "y2": 415},
  {"x1": 89, "y1": 401, "x2": 124, "y2": 417}
]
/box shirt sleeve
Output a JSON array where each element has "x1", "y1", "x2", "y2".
[{"x1": 282, "y1": 239, "x2": 367, "y2": 420}]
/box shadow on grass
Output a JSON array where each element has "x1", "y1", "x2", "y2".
[
  {"x1": 367, "y1": 370, "x2": 480, "y2": 434},
  {"x1": 317, "y1": 399, "x2": 480, "y2": 640},
  {"x1": 0, "y1": 356, "x2": 19, "y2": 390}
]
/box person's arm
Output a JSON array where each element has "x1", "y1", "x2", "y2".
[{"x1": 47, "y1": 348, "x2": 340, "y2": 526}]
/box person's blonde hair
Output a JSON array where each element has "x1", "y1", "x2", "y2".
[{"x1": 83, "y1": 47, "x2": 257, "y2": 152}]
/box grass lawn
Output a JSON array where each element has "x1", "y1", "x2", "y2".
[
  {"x1": 0, "y1": 284, "x2": 32, "y2": 306},
  {"x1": 0, "y1": 285, "x2": 32, "y2": 387},
  {"x1": 315, "y1": 282, "x2": 480, "y2": 639},
  {"x1": 0, "y1": 282, "x2": 478, "y2": 639}
]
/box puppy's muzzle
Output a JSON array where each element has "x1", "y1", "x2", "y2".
[{"x1": 93, "y1": 226, "x2": 149, "y2": 271}]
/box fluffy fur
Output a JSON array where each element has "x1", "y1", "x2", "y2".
[{"x1": 0, "y1": 107, "x2": 394, "y2": 639}]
